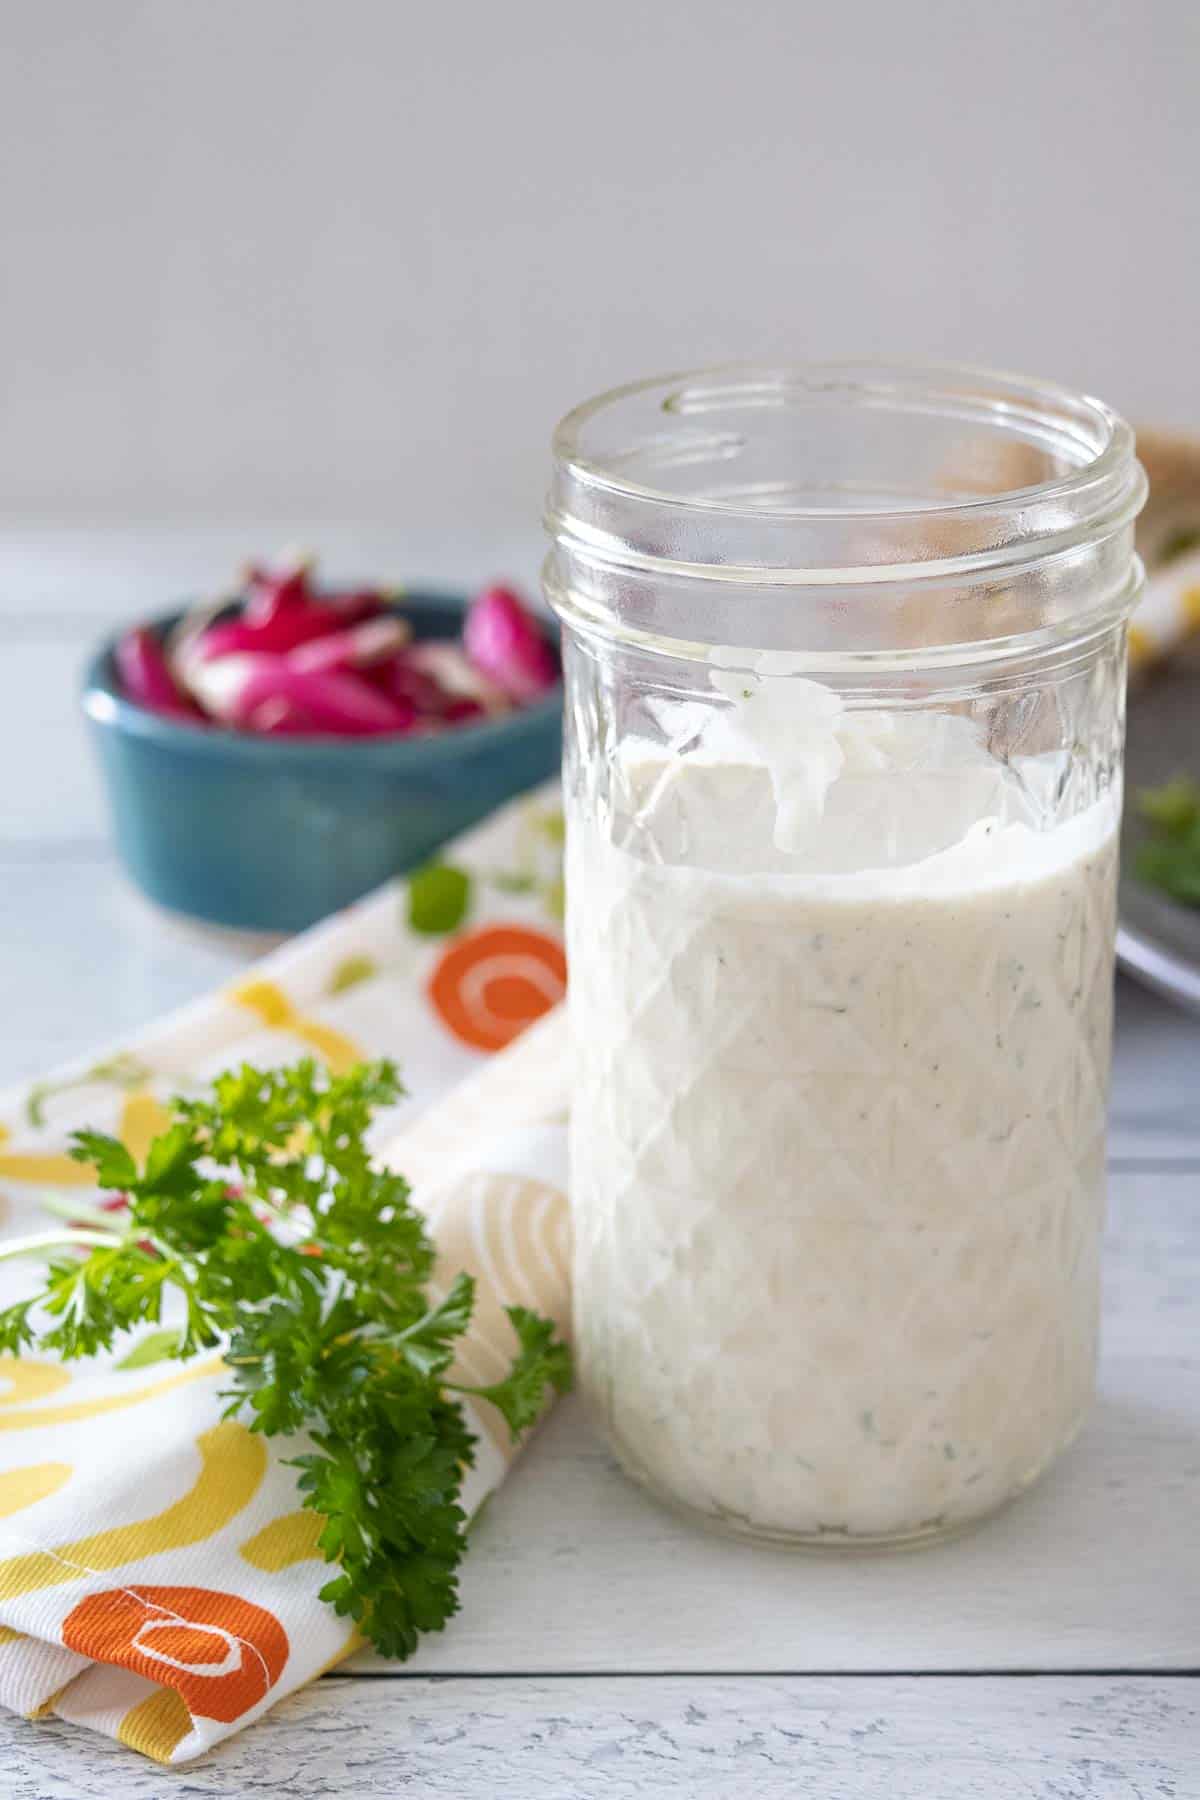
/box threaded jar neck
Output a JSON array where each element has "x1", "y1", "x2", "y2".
[{"x1": 545, "y1": 361, "x2": 1147, "y2": 668}]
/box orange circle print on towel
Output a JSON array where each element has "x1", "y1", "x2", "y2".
[
  {"x1": 428, "y1": 924, "x2": 567, "y2": 1053},
  {"x1": 63, "y1": 1586, "x2": 288, "y2": 1724}
]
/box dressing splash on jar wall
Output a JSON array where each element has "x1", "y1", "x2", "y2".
[{"x1": 544, "y1": 363, "x2": 1146, "y2": 1546}]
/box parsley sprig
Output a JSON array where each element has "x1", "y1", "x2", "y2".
[{"x1": 0, "y1": 1059, "x2": 571, "y2": 1659}]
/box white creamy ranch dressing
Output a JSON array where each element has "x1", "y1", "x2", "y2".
[{"x1": 568, "y1": 667, "x2": 1119, "y2": 1542}]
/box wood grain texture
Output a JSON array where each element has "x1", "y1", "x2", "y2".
[{"x1": 2, "y1": 1675, "x2": 1195, "y2": 1798}]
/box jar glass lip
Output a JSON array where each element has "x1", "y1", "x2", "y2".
[{"x1": 547, "y1": 359, "x2": 1146, "y2": 584}]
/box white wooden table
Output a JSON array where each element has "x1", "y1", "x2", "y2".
[{"x1": 1, "y1": 530, "x2": 1198, "y2": 1796}]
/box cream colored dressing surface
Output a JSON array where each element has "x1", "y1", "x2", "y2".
[{"x1": 568, "y1": 676, "x2": 1119, "y2": 1542}]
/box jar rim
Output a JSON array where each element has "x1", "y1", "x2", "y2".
[{"x1": 546, "y1": 359, "x2": 1146, "y2": 587}]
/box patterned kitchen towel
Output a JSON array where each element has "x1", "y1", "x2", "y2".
[{"x1": 0, "y1": 785, "x2": 571, "y2": 1763}]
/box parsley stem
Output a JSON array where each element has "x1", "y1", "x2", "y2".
[
  {"x1": 0, "y1": 1227, "x2": 124, "y2": 1261},
  {"x1": 0, "y1": 1057, "x2": 572, "y2": 1663},
  {"x1": 444, "y1": 1380, "x2": 505, "y2": 1403},
  {"x1": 39, "y1": 1192, "x2": 121, "y2": 1232}
]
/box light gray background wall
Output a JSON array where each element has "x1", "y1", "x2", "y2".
[{"x1": 1, "y1": 0, "x2": 1197, "y2": 534}]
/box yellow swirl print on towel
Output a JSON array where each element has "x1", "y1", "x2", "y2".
[
  {"x1": 0, "y1": 782, "x2": 569, "y2": 1764},
  {"x1": 0, "y1": 1423, "x2": 266, "y2": 1600},
  {"x1": 226, "y1": 979, "x2": 366, "y2": 1073}
]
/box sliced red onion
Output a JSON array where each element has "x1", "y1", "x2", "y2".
[
  {"x1": 195, "y1": 605, "x2": 338, "y2": 662},
  {"x1": 402, "y1": 696, "x2": 486, "y2": 736},
  {"x1": 243, "y1": 668, "x2": 412, "y2": 735},
  {"x1": 165, "y1": 600, "x2": 225, "y2": 692},
  {"x1": 247, "y1": 689, "x2": 415, "y2": 736},
  {"x1": 243, "y1": 563, "x2": 385, "y2": 629},
  {"x1": 120, "y1": 562, "x2": 540, "y2": 738},
  {"x1": 371, "y1": 651, "x2": 453, "y2": 716},
  {"x1": 463, "y1": 585, "x2": 558, "y2": 702},
  {"x1": 288, "y1": 615, "x2": 410, "y2": 675},
  {"x1": 197, "y1": 595, "x2": 396, "y2": 662},
  {"x1": 403, "y1": 641, "x2": 512, "y2": 716},
  {"x1": 183, "y1": 652, "x2": 268, "y2": 723},
  {"x1": 322, "y1": 587, "x2": 388, "y2": 625},
  {"x1": 189, "y1": 653, "x2": 412, "y2": 735},
  {"x1": 241, "y1": 560, "x2": 313, "y2": 624},
  {"x1": 443, "y1": 696, "x2": 485, "y2": 724},
  {"x1": 115, "y1": 628, "x2": 204, "y2": 721}
]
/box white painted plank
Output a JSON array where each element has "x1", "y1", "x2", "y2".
[
  {"x1": 345, "y1": 1170, "x2": 1199, "y2": 1678},
  {"x1": 1110, "y1": 980, "x2": 1200, "y2": 1163},
  {"x1": 3, "y1": 1675, "x2": 1195, "y2": 1798},
  {"x1": 0, "y1": 857, "x2": 260, "y2": 1088},
  {"x1": 0, "y1": 639, "x2": 106, "y2": 841}
]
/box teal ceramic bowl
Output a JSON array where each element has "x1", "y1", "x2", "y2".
[{"x1": 83, "y1": 592, "x2": 562, "y2": 933}]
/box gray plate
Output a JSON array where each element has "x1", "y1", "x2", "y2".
[{"x1": 1119, "y1": 642, "x2": 1200, "y2": 1012}]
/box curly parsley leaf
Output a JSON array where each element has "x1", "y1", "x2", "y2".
[
  {"x1": 0, "y1": 1058, "x2": 571, "y2": 1660},
  {"x1": 454, "y1": 1304, "x2": 574, "y2": 1437},
  {"x1": 70, "y1": 1130, "x2": 137, "y2": 1191}
]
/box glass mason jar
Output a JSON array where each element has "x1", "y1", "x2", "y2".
[{"x1": 544, "y1": 362, "x2": 1146, "y2": 1548}]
